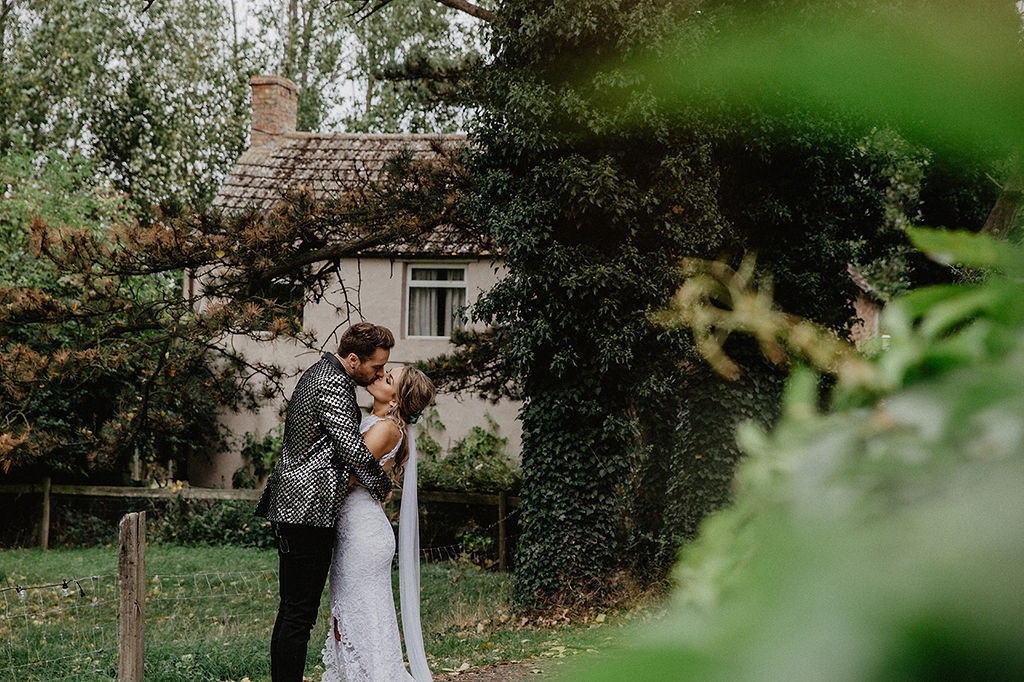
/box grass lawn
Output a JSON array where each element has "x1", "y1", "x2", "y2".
[{"x1": 1, "y1": 545, "x2": 661, "y2": 681}]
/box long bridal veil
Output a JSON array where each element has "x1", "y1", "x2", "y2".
[{"x1": 398, "y1": 424, "x2": 432, "y2": 681}]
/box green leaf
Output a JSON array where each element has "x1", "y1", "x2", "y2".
[
  {"x1": 917, "y1": 286, "x2": 1005, "y2": 341},
  {"x1": 780, "y1": 365, "x2": 819, "y2": 421},
  {"x1": 906, "y1": 227, "x2": 1024, "y2": 275}
]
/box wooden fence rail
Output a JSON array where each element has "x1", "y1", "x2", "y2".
[{"x1": 0, "y1": 481, "x2": 519, "y2": 570}]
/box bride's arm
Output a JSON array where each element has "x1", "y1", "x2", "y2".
[{"x1": 348, "y1": 421, "x2": 402, "y2": 485}]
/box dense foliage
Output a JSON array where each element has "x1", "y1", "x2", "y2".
[
  {"x1": 248, "y1": 0, "x2": 482, "y2": 133},
  {"x1": 232, "y1": 426, "x2": 284, "y2": 489},
  {"x1": 0, "y1": 0, "x2": 250, "y2": 480},
  {"x1": 150, "y1": 498, "x2": 276, "y2": 548},
  {"x1": 557, "y1": 2, "x2": 1024, "y2": 673},
  {"x1": 417, "y1": 410, "x2": 521, "y2": 494},
  {"x1": 465, "y1": 0, "x2": 1002, "y2": 609},
  {"x1": 0, "y1": 151, "x2": 229, "y2": 479},
  {"x1": 0, "y1": 0, "x2": 250, "y2": 212}
]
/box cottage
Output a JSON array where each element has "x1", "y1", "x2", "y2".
[
  {"x1": 187, "y1": 75, "x2": 520, "y2": 488},
  {"x1": 847, "y1": 263, "x2": 886, "y2": 349}
]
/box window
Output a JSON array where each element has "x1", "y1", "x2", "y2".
[{"x1": 406, "y1": 265, "x2": 467, "y2": 337}]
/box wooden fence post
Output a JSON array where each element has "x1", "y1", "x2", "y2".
[
  {"x1": 498, "y1": 491, "x2": 508, "y2": 572},
  {"x1": 118, "y1": 511, "x2": 146, "y2": 682},
  {"x1": 39, "y1": 476, "x2": 51, "y2": 549}
]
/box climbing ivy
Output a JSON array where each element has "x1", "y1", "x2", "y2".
[{"x1": 467, "y1": 0, "x2": 999, "y2": 609}]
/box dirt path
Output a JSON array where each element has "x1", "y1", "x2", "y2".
[{"x1": 434, "y1": 657, "x2": 570, "y2": 681}]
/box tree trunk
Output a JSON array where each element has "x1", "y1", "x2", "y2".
[
  {"x1": 299, "y1": 0, "x2": 315, "y2": 91},
  {"x1": 0, "y1": 0, "x2": 15, "y2": 62},
  {"x1": 228, "y1": 0, "x2": 239, "y2": 62},
  {"x1": 283, "y1": 0, "x2": 299, "y2": 79},
  {"x1": 433, "y1": 0, "x2": 496, "y2": 23}
]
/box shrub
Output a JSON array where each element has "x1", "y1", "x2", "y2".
[
  {"x1": 54, "y1": 506, "x2": 120, "y2": 548},
  {"x1": 232, "y1": 426, "x2": 283, "y2": 489},
  {"x1": 418, "y1": 411, "x2": 521, "y2": 494},
  {"x1": 569, "y1": 230, "x2": 1024, "y2": 679},
  {"x1": 148, "y1": 498, "x2": 274, "y2": 549}
]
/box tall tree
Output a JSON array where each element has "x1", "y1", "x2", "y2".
[
  {"x1": 338, "y1": 0, "x2": 481, "y2": 133},
  {"x1": 0, "y1": 0, "x2": 250, "y2": 212},
  {"x1": 470, "y1": 0, "x2": 745, "y2": 607},
  {"x1": 466, "y1": 0, "x2": 1005, "y2": 609},
  {"x1": 0, "y1": 151, "x2": 229, "y2": 478},
  {"x1": 250, "y1": 0, "x2": 481, "y2": 133}
]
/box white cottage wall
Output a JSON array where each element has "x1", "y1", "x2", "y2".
[{"x1": 188, "y1": 257, "x2": 521, "y2": 488}]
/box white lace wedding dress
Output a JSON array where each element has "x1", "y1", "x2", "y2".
[{"x1": 321, "y1": 415, "x2": 415, "y2": 682}]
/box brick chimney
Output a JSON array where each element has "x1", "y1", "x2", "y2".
[{"x1": 249, "y1": 75, "x2": 298, "y2": 148}]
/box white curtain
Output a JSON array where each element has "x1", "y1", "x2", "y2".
[
  {"x1": 408, "y1": 286, "x2": 465, "y2": 337},
  {"x1": 440, "y1": 288, "x2": 465, "y2": 336},
  {"x1": 408, "y1": 288, "x2": 436, "y2": 337}
]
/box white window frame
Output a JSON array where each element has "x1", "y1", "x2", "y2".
[{"x1": 405, "y1": 262, "x2": 469, "y2": 339}]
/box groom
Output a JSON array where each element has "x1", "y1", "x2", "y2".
[{"x1": 256, "y1": 322, "x2": 395, "y2": 681}]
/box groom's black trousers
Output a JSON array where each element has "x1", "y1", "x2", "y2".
[{"x1": 270, "y1": 522, "x2": 335, "y2": 682}]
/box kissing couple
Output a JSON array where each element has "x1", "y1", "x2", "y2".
[{"x1": 256, "y1": 322, "x2": 436, "y2": 681}]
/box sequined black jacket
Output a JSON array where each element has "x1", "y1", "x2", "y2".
[{"x1": 255, "y1": 353, "x2": 392, "y2": 527}]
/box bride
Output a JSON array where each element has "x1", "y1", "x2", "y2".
[{"x1": 321, "y1": 364, "x2": 435, "y2": 682}]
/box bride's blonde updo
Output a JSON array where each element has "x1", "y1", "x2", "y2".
[{"x1": 385, "y1": 367, "x2": 435, "y2": 479}]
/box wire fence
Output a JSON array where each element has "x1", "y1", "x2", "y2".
[
  {"x1": 1, "y1": 576, "x2": 118, "y2": 681},
  {"x1": 0, "y1": 569, "x2": 280, "y2": 681},
  {"x1": 137, "y1": 569, "x2": 282, "y2": 680},
  {"x1": 147, "y1": 569, "x2": 280, "y2": 643}
]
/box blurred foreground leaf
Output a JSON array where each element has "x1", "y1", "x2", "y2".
[
  {"x1": 643, "y1": 3, "x2": 1024, "y2": 158},
  {"x1": 906, "y1": 227, "x2": 1024, "y2": 275},
  {"x1": 575, "y1": 236, "x2": 1024, "y2": 677}
]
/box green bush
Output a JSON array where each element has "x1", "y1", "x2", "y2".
[
  {"x1": 53, "y1": 506, "x2": 120, "y2": 548},
  {"x1": 148, "y1": 498, "x2": 274, "y2": 549},
  {"x1": 232, "y1": 426, "x2": 283, "y2": 489},
  {"x1": 0, "y1": 493, "x2": 274, "y2": 549},
  {"x1": 417, "y1": 411, "x2": 521, "y2": 494}
]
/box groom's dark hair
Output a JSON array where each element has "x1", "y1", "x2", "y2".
[{"x1": 338, "y1": 322, "x2": 394, "y2": 360}]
